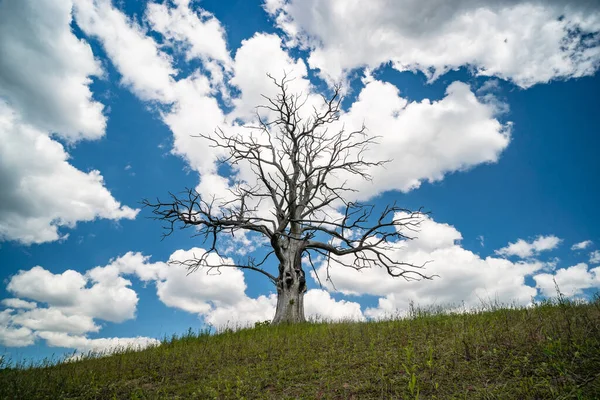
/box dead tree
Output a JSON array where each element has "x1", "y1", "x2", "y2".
[{"x1": 143, "y1": 74, "x2": 433, "y2": 324}]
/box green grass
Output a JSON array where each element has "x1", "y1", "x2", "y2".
[{"x1": 1, "y1": 296, "x2": 599, "y2": 399}]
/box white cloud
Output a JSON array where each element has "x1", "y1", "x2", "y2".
[
  {"x1": 304, "y1": 290, "x2": 365, "y2": 322},
  {"x1": 203, "y1": 294, "x2": 278, "y2": 329},
  {"x1": 95, "y1": 249, "x2": 271, "y2": 329},
  {"x1": 335, "y1": 79, "x2": 510, "y2": 198},
  {"x1": 73, "y1": 0, "x2": 177, "y2": 103},
  {"x1": 186, "y1": 32, "x2": 325, "y2": 212},
  {"x1": 1, "y1": 298, "x2": 37, "y2": 310},
  {"x1": 7, "y1": 264, "x2": 138, "y2": 323},
  {"x1": 0, "y1": 327, "x2": 36, "y2": 347},
  {"x1": 3, "y1": 249, "x2": 268, "y2": 334},
  {"x1": 36, "y1": 331, "x2": 159, "y2": 354},
  {"x1": 73, "y1": 0, "x2": 229, "y2": 178},
  {"x1": 202, "y1": 289, "x2": 365, "y2": 328},
  {"x1": 163, "y1": 73, "x2": 227, "y2": 175},
  {"x1": 266, "y1": 0, "x2": 600, "y2": 87},
  {"x1": 0, "y1": 0, "x2": 106, "y2": 141},
  {"x1": 154, "y1": 248, "x2": 247, "y2": 314},
  {"x1": 72, "y1": 2, "x2": 311, "y2": 217},
  {"x1": 312, "y1": 213, "x2": 544, "y2": 318},
  {"x1": 0, "y1": 254, "x2": 156, "y2": 350},
  {"x1": 145, "y1": 0, "x2": 232, "y2": 70},
  {"x1": 534, "y1": 263, "x2": 600, "y2": 297},
  {"x1": 7, "y1": 267, "x2": 88, "y2": 307},
  {"x1": 10, "y1": 308, "x2": 99, "y2": 335},
  {"x1": 106, "y1": 249, "x2": 365, "y2": 329},
  {"x1": 495, "y1": 235, "x2": 562, "y2": 259},
  {"x1": 229, "y1": 33, "x2": 311, "y2": 121},
  {"x1": 0, "y1": 309, "x2": 35, "y2": 347},
  {"x1": 73, "y1": 0, "x2": 229, "y2": 123},
  {"x1": 591, "y1": 250, "x2": 600, "y2": 265},
  {"x1": 106, "y1": 251, "x2": 166, "y2": 282},
  {"x1": 0, "y1": 101, "x2": 138, "y2": 245},
  {"x1": 0, "y1": 1, "x2": 138, "y2": 245},
  {"x1": 571, "y1": 240, "x2": 593, "y2": 251}
]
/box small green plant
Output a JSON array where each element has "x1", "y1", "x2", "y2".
[
  {"x1": 254, "y1": 320, "x2": 271, "y2": 329},
  {"x1": 402, "y1": 343, "x2": 420, "y2": 399}
]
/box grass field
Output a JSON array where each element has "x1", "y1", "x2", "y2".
[{"x1": 1, "y1": 295, "x2": 599, "y2": 399}]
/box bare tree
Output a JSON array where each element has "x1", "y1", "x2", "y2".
[{"x1": 143, "y1": 74, "x2": 433, "y2": 324}]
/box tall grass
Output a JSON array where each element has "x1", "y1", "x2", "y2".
[{"x1": 1, "y1": 295, "x2": 599, "y2": 399}]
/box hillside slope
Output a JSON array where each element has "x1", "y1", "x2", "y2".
[{"x1": 1, "y1": 298, "x2": 599, "y2": 399}]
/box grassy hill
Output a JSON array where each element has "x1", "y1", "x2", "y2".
[{"x1": 1, "y1": 296, "x2": 599, "y2": 399}]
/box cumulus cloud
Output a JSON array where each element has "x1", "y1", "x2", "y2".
[
  {"x1": 0, "y1": 309, "x2": 36, "y2": 347},
  {"x1": 6, "y1": 264, "x2": 139, "y2": 323},
  {"x1": 5, "y1": 249, "x2": 252, "y2": 332},
  {"x1": 0, "y1": 102, "x2": 138, "y2": 244},
  {"x1": 199, "y1": 289, "x2": 366, "y2": 328},
  {"x1": 266, "y1": 0, "x2": 600, "y2": 87},
  {"x1": 7, "y1": 267, "x2": 88, "y2": 307},
  {"x1": 184, "y1": 44, "x2": 511, "y2": 229},
  {"x1": 203, "y1": 294, "x2": 278, "y2": 329},
  {"x1": 0, "y1": 327, "x2": 36, "y2": 347},
  {"x1": 146, "y1": 0, "x2": 231, "y2": 63},
  {"x1": 73, "y1": 0, "x2": 177, "y2": 102},
  {"x1": 10, "y1": 308, "x2": 99, "y2": 335},
  {"x1": 534, "y1": 263, "x2": 600, "y2": 297},
  {"x1": 0, "y1": 0, "x2": 106, "y2": 141},
  {"x1": 228, "y1": 33, "x2": 311, "y2": 121},
  {"x1": 1, "y1": 299, "x2": 37, "y2": 310},
  {"x1": 36, "y1": 331, "x2": 159, "y2": 354},
  {"x1": 155, "y1": 248, "x2": 248, "y2": 314},
  {"x1": 0, "y1": 254, "x2": 158, "y2": 350},
  {"x1": 571, "y1": 240, "x2": 593, "y2": 251},
  {"x1": 305, "y1": 290, "x2": 365, "y2": 322},
  {"x1": 310, "y1": 213, "x2": 545, "y2": 318},
  {"x1": 71, "y1": 1, "x2": 306, "y2": 202},
  {"x1": 155, "y1": 249, "x2": 364, "y2": 327},
  {"x1": 335, "y1": 78, "x2": 510, "y2": 197},
  {"x1": 0, "y1": 247, "x2": 366, "y2": 348},
  {"x1": 5, "y1": 234, "x2": 593, "y2": 351},
  {"x1": 0, "y1": 315, "x2": 35, "y2": 347},
  {"x1": 590, "y1": 250, "x2": 600, "y2": 265},
  {"x1": 163, "y1": 73, "x2": 228, "y2": 175},
  {"x1": 74, "y1": 0, "x2": 228, "y2": 178},
  {"x1": 495, "y1": 235, "x2": 562, "y2": 259},
  {"x1": 146, "y1": 0, "x2": 232, "y2": 90},
  {"x1": 3, "y1": 249, "x2": 270, "y2": 332},
  {"x1": 102, "y1": 249, "x2": 365, "y2": 329},
  {"x1": 105, "y1": 251, "x2": 166, "y2": 282},
  {"x1": 0, "y1": 1, "x2": 139, "y2": 245},
  {"x1": 100, "y1": 249, "x2": 276, "y2": 328}
]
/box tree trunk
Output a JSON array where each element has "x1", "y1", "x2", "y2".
[{"x1": 272, "y1": 238, "x2": 307, "y2": 324}]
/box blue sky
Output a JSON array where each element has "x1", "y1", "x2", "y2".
[{"x1": 1, "y1": 0, "x2": 599, "y2": 362}]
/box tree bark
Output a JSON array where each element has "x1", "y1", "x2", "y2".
[{"x1": 272, "y1": 238, "x2": 307, "y2": 324}]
